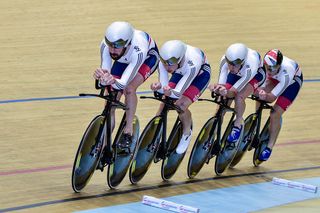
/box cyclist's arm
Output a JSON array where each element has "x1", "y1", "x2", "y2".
[
  {"x1": 268, "y1": 73, "x2": 291, "y2": 102},
  {"x1": 218, "y1": 57, "x2": 228, "y2": 85},
  {"x1": 170, "y1": 65, "x2": 200, "y2": 99},
  {"x1": 100, "y1": 41, "x2": 112, "y2": 71},
  {"x1": 233, "y1": 67, "x2": 253, "y2": 92},
  {"x1": 158, "y1": 62, "x2": 169, "y2": 87},
  {"x1": 112, "y1": 51, "x2": 146, "y2": 90}
]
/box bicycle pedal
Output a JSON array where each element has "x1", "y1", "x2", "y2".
[
  {"x1": 250, "y1": 139, "x2": 259, "y2": 149},
  {"x1": 154, "y1": 157, "x2": 162, "y2": 163},
  {"x1": 103, "y1": 150, "x2": 115, "y2": 164},
  {"x1": 205, "y1": 156, "x2": 212, "y2": 164},
  {"x1": 96, "y1": 161, "x2": 105, "y2": 172},
  {"x1": 155, "y1": 151, "x2": 165, "y2": 163},
  {"x1": 210, "y1": 143, "x2": 220, "y2": 156}
]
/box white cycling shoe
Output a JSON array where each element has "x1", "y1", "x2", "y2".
[{"x1": 176, "y1": 130, "x2": 192, "y2": 154}]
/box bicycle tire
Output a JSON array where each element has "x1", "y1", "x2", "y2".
[
  {"x1": 129, "y1": 116, "x2": 163, "y2": 184},
  {"x1": 107, "y1": 116, "x2": 140, "y2": 189},
  {"x1": 71, "y1": 115, "x2": 105, "y2": 192},
  {"x1": 214, "y1": 120, "x2": 241, "y2": 176},
  {"x1": 161, "y1": 121, "x2": 184, "y2": 181},
  {"x1": 230, "y1": 114, "x2": 256, "y2": 168},
  {"x1": 187, "y1": 117, "x2": 218, "y2": 179},
  {"x1": 253, "y1": 117, "x2": 270, "y2": 167}
]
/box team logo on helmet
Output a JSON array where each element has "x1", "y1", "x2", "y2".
[
  {"x1": 264, "y1": 50, "x2": 278, "y2": 66},
  {"x1": 263, "y1": 49, "x2": 283, "y2": 73}
]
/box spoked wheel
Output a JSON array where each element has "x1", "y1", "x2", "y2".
[
  {"x1": 161, "y1": 121, "x2": 184, "y2": 181},
  {"x1": 107, "y1": 116, "x2": 140, "y2": 189},
  {"x1": 71, "y1": 115, "x2": 105, "y2": 193},
  {"x1": 253, "y1": 118, "x2": 270, "y2": 167},
  {"x1": 129, "y1": 116, "x2": 163, "y2": 184},
  {"x1": 187, "y1": 117, "x2": 218, "y2": 179},
  {"x1": 230, "y1": 114, "x2": 255, "y2": 168},
  {"x1": 214, "y1": 121, "x2": 242, "y2": 176}
]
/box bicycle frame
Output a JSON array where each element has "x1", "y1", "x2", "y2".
[
  {"x1": 198, "y1": 93, "x2": 235, "y2": 160},
  {"x1": 247, "y1": 96, "x2": 273, "y2": 150},
  {"x1": 71, "y1": 81, "x2": 129, "y2": 192},
  {"x1": 140, "y1": 92, "x2": 183, "y2": 160},
  {"x1": 80, "y1": 82, "x2": 127, "y2": 164}
]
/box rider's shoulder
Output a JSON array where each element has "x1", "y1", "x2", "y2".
[
  {"x1": 246, "y1": 48, "x2": 261, "y2": 66},
  {"x1": 280, "y1": 56, "x2": 296, "y2": 73},
  {"x1": 130, "y1": 30, "x2": 150, "y2": 52}
]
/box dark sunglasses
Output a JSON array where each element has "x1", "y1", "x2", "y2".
[
  {"x1": 160, "y1": 56, "x2": 180, "y2": 66},
  {"x1": 105, "y1": 37, "x2": 127, "y2": 49},
  {"x1": 225, "y1": 57, "x2": 244, "y2": 67},
  {"x1": 265, "y1": 64, "x2": 280, "y2": 73}
]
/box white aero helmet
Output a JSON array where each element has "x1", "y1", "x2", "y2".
[
  {"x1": 225, "y1": 43, "x2": 248, "y2": 66},
  {"x1": 104, "y1": 21, "x2": 134, "y2": 48},
  {"x1": 159, "y1": 40, "x2": 187, "y2": 66}
]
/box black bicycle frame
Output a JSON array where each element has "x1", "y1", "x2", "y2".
[
  {"x1": 141, "y1": 92, "x2": 183, "y2": 159},
  {"x1": 81, "y1": 81, "x2": 127, "y2": 162},
  {"x1": 247, "y1": 96, "x2": 273, "y2": 149},
  {"x1": 198, "y1": 93, "x2": 235, "y2": 157}
]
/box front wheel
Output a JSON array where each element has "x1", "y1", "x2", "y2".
[
  {"x1": 187, "y1": 117, "x2": 217, "y2": 179},
  {"x1": 107, "y1": 116, "x2": 140, "y2": 189},
  {"x1": 71, "y1": 115, "x2": 105, "y2": 193}
]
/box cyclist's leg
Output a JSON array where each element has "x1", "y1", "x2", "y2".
[
  {"x1": 261, "y1": 74, "x2": 303, "y2": 160},
  {"x1": 224, "y1": 73, "x2": 241, "y2": 142},
  {"x1": 178, "y1": 66, "x2": 211, "y2": 134},
  {"x1": 269, "y1": 75, "x2": 303, "y2": 149},
  {"x1": 176, "y1": 96, "x2": 193, "y2": 134},
  {"x1": 123, "y1": 73, "x2": 144, "y2": 135},
  {"x1": 234, "y1": 84, "x2": 254, "y2": 127},
  {"x1": 176, "y1": 67, "x2": 211, "y2": 154},
  {"x1": 236, "y1": 67, "x2": 266, "y2": 127},
  {"x1": 268, "y1": 105, "x2": 284, "y2": 148},
  {"x1": 174, "y1": 96, "x2": 193, "y2": 155},
  {"x1": 123, "y1": 52, "x2": 159, "y2": 135}
]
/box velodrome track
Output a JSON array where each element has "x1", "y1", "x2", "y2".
[{"x1": 0, "y1": 0, "x2": 319, "y2": 212}]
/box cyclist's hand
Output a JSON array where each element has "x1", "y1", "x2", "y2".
[
  {"x1": 219, "y1": 87, "x2": 228, "y2": 96},
  {"x1": 208, "y1": 83, "x2": 218, "y2": 91},
  {"x1": 151, "y1": 82, "x2": 162, "y2": 91},
  {"x1": 100, "y1": 72, "x2": 115, "y2": 86},
  {"x1": 211, "y1": 84, "x2": 227, "y2": 96},
  {"x1": 93, "y1": 68, "x2": 107, "y2": 80},
  {"x1": 163, "y1": 86, "x2": 172, "y2": 97},
  {"x1": 258, "y1": 89, "x2": 267, "y2": 100}
]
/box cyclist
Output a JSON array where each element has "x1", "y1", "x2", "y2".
[
  {"x1": 93, "y1": 21, "x2": 159, "y2": 152},
  {"x1": 208, "y1": 43, "x2": 265, "y2": 145},
  {"x1": 257, "y1": 49, "x2": 303, "y2": 161},
  {"x1": 151, "y1": 40, "x2": 211, "y2": 154}
]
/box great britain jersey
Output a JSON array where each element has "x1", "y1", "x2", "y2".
[
  {"x1": 100, "y1": 30, "x2": 157, "y2": 90},
  {"x1": 158, "y1": 45, "x2": 210, "y2": 99},
  {"x1": 218, "y1": 48, "x2": 262, "y2": 92}
]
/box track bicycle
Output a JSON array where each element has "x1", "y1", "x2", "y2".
[
  {"x1": 71, "y1": 81, "x2": 139, "y2": 192},
  {"x1": 129, "y1": 92, "x2": 187, "y2": 183}
]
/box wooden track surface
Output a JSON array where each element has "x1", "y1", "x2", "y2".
[{"x1": 0, "y1": 0, "x2": 319, "y2": 212}]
